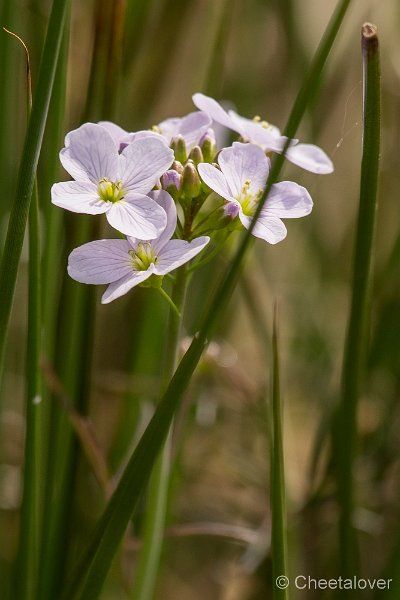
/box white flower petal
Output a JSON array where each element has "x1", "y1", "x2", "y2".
[
  {"x1": 155, "y1": 237, "x2": 210, "y2": 275},
  {"x1": 228, "y1": 111, "x2": 282, "y2": 142},
  {"x1": 106, "y1": 195, "x2": 167, "y2": 239},
  {"x1": 218, "y1": 142, "x2": 269, "y2": 198},
  {"x1": 197, "y1": 163, "x2": 234, "y2": 202},
  {"x1": 147, "y1": 190, "x2": 177, "y2": 251},
  {"x1": 51, "y1": 181, "x2": 108, "y2": 214},
  {"x1": 192, "y1": 93, "x2": 239, "y2": 132},
  {"x1": 285, "y1": 143, "x2": 334, "y2": 174},
  {"x1": 240, "y1": 212, "x2": 287, "y2": 244},
  {"x1": 119, "y1": 137, "x2": 174, "y2": 193},
  {"x1": 102, "y1": 269, "x2": 153, "y2": 304},
  {"x1": 157, "y1": 117, "x2": 181, "y2": 143},
  {"x1": 126, "y1": 130, "x2": 166, "y2": 144},
  {"x1": 98, "y1": 121, "x2": 129, "y2": 145},
  {"x1": 68, "y1": 239, "x2": 132, "y2": 284},
  {"x1": 177, "y1": 111, "x2": 211, "y2": 150},
  {"x1": 263, "y1": 181, "x2": 313, "y2": 218},
  {"x1": 61, "y1": 123, "x2": 119, "y2": 183}
]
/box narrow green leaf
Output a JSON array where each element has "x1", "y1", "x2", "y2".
[
  {"x1": 5, "y1": 28, "x2": 43, "y2": 600},
  {"x1": 334, "y1": 22, "x2": 381, "y2": 576},
  {"x1": 270, "y1": 304, "x2": 289, "y2": 600},
  {"x1": 0, "y1": 0, "x2": 69, "y2": 383},
  {"x1": 63, "y1": 2, "x2": 353, "y2": 597}
]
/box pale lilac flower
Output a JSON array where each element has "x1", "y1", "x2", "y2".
[
  {"x1": 100, "y1": 111, "x2": 212, "y2": 154},
  {"x1": 193, "y1": 93, "x2": 333, "y2": 175},
  {"x1": 157, "y1": 111, "x2": 212, "y2": 152},
  {"x1": 99, "y1": 121, "x2": 164, "y2": 152},
  {"x1": 52, "y1": 123, "x2": 174, "y2": 239},
  {"x1": 198, "y1": 142, "x2": 313, "y2": 244},
  {"x1": 68, "y1": 191, "x2": 210, "y2": 304}
]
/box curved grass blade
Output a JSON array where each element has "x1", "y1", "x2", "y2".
[
  {"x1": 6, "y1": 29, "x2": 43, "y2": 600},
  {"x1": 62, "y1": 2, "x2": 353, "y2": 597},
  {"x1": 334, "y1": 22, "x2": 381, "y2": 577},
  {"x1": 270, "y1": 305, "x2": 289, "y2": 600},
  {"x1": 0, "y1": 2, "x2": 19, "y2": 232},
  {"x1": 0, "y1": 0, "x2": 70, "y2": 383}
]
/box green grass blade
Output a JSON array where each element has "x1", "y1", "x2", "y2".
[
  {"x1": 131, "y1": 267, "x2": 188, "y2": 600},
  {"x1": 41, "y1": 22, "x2": 70, "y2": 367},
  {"x1": 36, "y1": 17, "x2": 71, "y2": 600},
  {"x1": 16, "y1": 178, "x2": 43, "y2": 600},
  {"x1": 334, "y1": 23, "x2": 381, "y2": 576},
  {"x1": 0, "y1": 1, "x2": 19, "y2": 229},
  {"x1": 5, "y1": 29, "x2": 43, "y2": 600},
  {"x1": 61, "y1": 2, "x2": 353, "y2": 597},
  {"x1": 270, "y1": 305, "x2": 289, "y2": 600},
  {"x1": 0, "y1": 0, "x2": 69, "y2": 383}
]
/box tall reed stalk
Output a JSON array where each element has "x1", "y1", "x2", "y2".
[{"x1": 334, "y1": 22, "x2": 380, "y2": 577}]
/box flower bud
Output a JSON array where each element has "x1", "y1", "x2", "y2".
[
  {"x1": 171, "y1": 160, "x2": 184, "y2": 175},
  {"x1": 188, "y1": 145, "x2": 204, "y2": 165},
  {"x1": 171, "y1": 134, "x2": 187, "y2": 163},
  {"x1": 222, "y1": 202, "x2": 240, "y2": 221},
  {"x1": 199, "y1": 129, "x2": 217, "y2": 163},
  {"x1": 181, "y1": 160, "x2": 201, "y2": 199},
  {"x1": 161, "y1": 169, "x2": 181, "y2": 200},
  {"x1": 199, "y1": 201, "x2": 240, "y2": 233}
]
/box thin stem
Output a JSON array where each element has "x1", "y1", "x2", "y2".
[
  {"x1": 335, "y1": 22, "x2": 380, "y2": 578},
  {"x1": 270, "y1": 304, "x2": 288, "y2": 600},
  {"x1": 157, "y1": 287, "x2": 182, "y2": 319},
  {"x1": 16, "y1": 178, "x2": 43, "y2": 600},
  {"x1": 131, "y1": 266, "x2": 188, "y2": 600},
  {"x1": 187, "y1": 232, "x2": 230, "y2": 273}
]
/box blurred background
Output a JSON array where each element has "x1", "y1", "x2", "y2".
[{"x1": 1, "y1": 0, "x2": 400, "y2": 598}]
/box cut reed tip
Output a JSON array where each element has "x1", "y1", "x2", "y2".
[{"x1": 362, "y1": 22, "x2": 378, "y2": 40}]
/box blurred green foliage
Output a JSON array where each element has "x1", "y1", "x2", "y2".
[{"x1": 1, "y1": 0, "x2": 400, "y2": 598}]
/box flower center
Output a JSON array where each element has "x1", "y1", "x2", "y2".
[
  {"x1": 98, "y1": 178, "x2": 125, "y2": 203},
  {"x1": 236, "y1": 179, "x2": 262, "y2": 217},
  {"x1": 129, "y1": 242, "x2": 157, "y2": 271},
  {"x1": 253, "y1": 115, "x2": 272, "y2": 130}
]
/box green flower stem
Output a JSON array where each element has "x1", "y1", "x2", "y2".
[
  {"x1": 157, "y1": 287, "x2": 182, "y2": 319},
  {"x1": 0, "y1": 0, "x2": 69, "y2": 385},
  {"x1": 270, "y1": 305, "x2": 288, "y2": 600},
  {"x1": 132, "y1": 266, "x2": 189, "y2": 600},
  {"x1": 187, "y1": 232, "x2": 231, "y2": 273},
  {"x1": 62, "y1": 3, "x2": 353, "y2": 597},
  {"x1": 335, "y1": 23, "x2": 380, "y2": 577}
]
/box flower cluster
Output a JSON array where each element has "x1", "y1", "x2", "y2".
[{"x1": 52, "y1": 93, "x2": 333, "y2": 303}]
